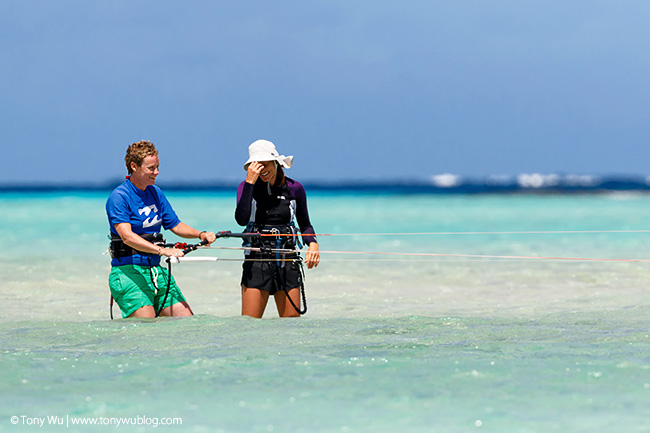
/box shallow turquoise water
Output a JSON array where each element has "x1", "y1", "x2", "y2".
[
  {"x1": 1, "y1": 192, "x2": 650, "y2": 432},
  {"x1": 3, "y1": 314, "x2": 649, "y2": 432}
]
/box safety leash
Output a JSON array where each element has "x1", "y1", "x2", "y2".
[
  {"x1": 280, "y1": 256, "x2": 307, "y2": 315},
  {"x1": 269, "y1": 229, "x2": 308, "y2": 315},
  {"x1": 154, "y1": 239, "x2": 211, "y2": 317}
]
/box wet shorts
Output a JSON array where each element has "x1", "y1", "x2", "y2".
[
  {"x1": 109, "y1": 265, "x2": 186, "y2": 318},
  {"x1": 241, "y1": 255, "x2": 303, "y2": 295}
]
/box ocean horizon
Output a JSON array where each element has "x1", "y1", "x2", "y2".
[{"x1": 2, "y1": 173, "x2": 650, "y2": 194}]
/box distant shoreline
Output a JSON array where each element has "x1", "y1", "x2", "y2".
[{"x1": 2, "y1": 175, "x2": 650, "y2": 194}]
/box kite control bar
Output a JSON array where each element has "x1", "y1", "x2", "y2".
[
  {"x1": 159, "y1": 229, "x2": 307, "y2": 316},
  {"x1": 163, "y1": 240, "x2": 209, "y2": 255},
  {"x1": 214, "y1": 230, "x2": 262, "y2": 239},
  {"x1": 162, "y1": 231, "x2": 263, "y2": 255}
]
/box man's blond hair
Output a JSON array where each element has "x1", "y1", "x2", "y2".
[{"x1": 125, "y1": 140, "x2": 158, "y2": 174}]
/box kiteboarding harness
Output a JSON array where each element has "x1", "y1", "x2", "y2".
[{"x1": 235, "y1": 176, "x2": 317, "y2": 316}]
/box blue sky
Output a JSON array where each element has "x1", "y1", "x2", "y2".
[{"x1": 1, "y1": 1, "x2": 650, "y2": 184}]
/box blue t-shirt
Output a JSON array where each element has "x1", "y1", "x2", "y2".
[{"x1": 106, "y1": 179, "x2": 181, "y2": 267}]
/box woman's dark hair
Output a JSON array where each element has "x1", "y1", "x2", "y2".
[{"x1": 275, "y1": 164, "x2": 286, "y2": 186}]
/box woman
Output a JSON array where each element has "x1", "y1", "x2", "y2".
[
  {"x1": 106, "y1": 140, "x2": 217, "y2": 318},
  {"x1": 235, "y1": 139, "x2": 320, "y2": 318}
]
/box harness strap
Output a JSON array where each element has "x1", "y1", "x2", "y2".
[
  {"x1": 243, "y1": 223, "x2": 299, "y2": 250},
  {"x1": 154, "y1": 258, "x2": 172, "y2": 317},
  {"x1": 278, "y1": 257, "x2": 307, "y2": 315},
  {"x1": 109, "y1": 233, "x2": 165, "y2": 259},
  {"x1": 244, "y1": 224, "x2": 308, "y2": 315}
]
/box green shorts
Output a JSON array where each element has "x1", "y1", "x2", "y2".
[{"x1": 109, "y1": 265, "x2": 187, "y2": 318}]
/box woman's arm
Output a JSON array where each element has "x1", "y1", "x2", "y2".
[
  {"x1": 304, "y1": 241, "x2": 320, "y2": 269},
  {"x1": 235, "y1": 181, "x2": 255, "y2": 226},
  {"x1": 291, "y1": 181, "x2": 319, "y2": 269}
]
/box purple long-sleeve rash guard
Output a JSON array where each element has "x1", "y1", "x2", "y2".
[{"x1": 235, "y1": 177, "x2": 317, "y2": 246}]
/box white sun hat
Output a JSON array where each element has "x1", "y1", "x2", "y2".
[{"x1": 243, "y1": 139, "x2": 294, "y2": 170}]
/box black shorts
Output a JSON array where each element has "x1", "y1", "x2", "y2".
[{"x1": 241, "y1": 254, "x2": 303, "y2": 295}]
